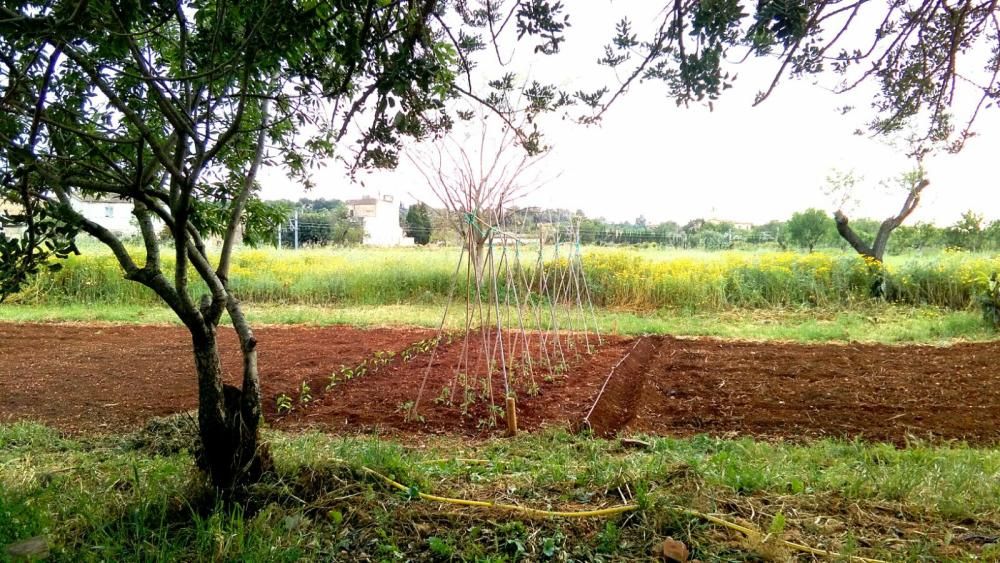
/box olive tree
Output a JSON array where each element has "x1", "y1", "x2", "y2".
[
  {"x1": 830, "y1": 167, "x2": 930, "y2": 263},
  {"x1": 572, "y1": 0, "x2": 999, "y2": 153}
]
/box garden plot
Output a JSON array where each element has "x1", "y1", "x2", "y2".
[
  {"x1": 2, "y1": 323, "x2": 999, "y2": 445},
  {"x1": 0, "y1": 323, "x2": 431, "y2": 434}
]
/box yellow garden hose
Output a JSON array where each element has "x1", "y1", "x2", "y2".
[
  {"x1": 361, "y1": 466, "x2": 639, "y2": 518},
  {"x1": 360, "y1": 464, "x2": 887, "y2": 563}
]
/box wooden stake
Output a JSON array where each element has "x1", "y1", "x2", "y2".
[{"x1": 506, "y1": 395, "x2": 518, "y2": 436}]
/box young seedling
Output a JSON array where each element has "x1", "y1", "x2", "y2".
[
  {"x1": 298, "y1": 380, "x2": 312, "y2": 405},
  {"x1": 433, "y1": 386, "x2": 452, "y2": 406},
  {"x1": 276, "y1": 394, "x2": 293, "y2": 414}
]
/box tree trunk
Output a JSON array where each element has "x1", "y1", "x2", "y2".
[
  {"x1": 191, "y1": 320, "x2": 269, "y2": 493},
  {"x1": 472, "y1": 236, "x2": 488, "y2": 284},
  {"x1": 834, "y1": 210, "x2": 879, "y2": 261},
  {"x1": 833, "y1": 211, "x2": 888, "y2": 298}
]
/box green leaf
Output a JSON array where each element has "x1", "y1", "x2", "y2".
[
  {"x1": 327, "y1": 510, "x2": 343, "y2": 525},
  {"x1": 768, "y1": 511, "x2": 786, "y2": 535}
]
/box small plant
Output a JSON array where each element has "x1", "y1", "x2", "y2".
[
  {"x1": 372, "y1": 350, "x2": 395, "y2": 369},
  {"x1": 979, "y1": 272, "x2": 1000, "y2": 328},
  {"x1": 540, "y1": 531, "x2": 565, "y2": 559},
  {"x1": 433, "y1": 386, "x2": 452, "y2": 405},
  {"x1": 298, "y1": 380, "x2": 312, "y2": 405},
  {"x1": 460, "y1": 376, "x2": 475, "y2": 414},
  {"x1": 597, "y1": 521, "x2": 621, "y2": 553},
  {"x1": 427, "y1": 536, "x2": 454, "y2": 558},
  {"x1": 276, "y1": 394, "x2": 293, "y2": 414},
  {"x1": 325, "y1": 372, "x2": 337, "y2": 391},
  {"x1": 398, "y1": 400, "x2": 425, "y2": 422},
  {"x1": 768, "y1": 511, "x2": 787, "y2": 535}
]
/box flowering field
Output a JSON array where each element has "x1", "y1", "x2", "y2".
[{"x1": 13, "y1": 245, "x2": 1000, "y2": 311}]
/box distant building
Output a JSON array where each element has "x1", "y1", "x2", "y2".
[
  {"x1": 70, "y1": 195, "x2": 139, "y2": 236},
  {"x1": 0, "y1": 198, "x2": 26, "y2": 238},
  {"x1": 705, "y1": 218, "x2": 754, "y2": 231},
  {"x1": 1, "y1": 195, "x2": 162, "y2": 239},
  {"x1": 345, "y1": 193, "x2": 414, "y2": 246}
]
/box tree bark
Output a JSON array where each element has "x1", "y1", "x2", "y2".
[
  {"x1": 191, "y1": 318, "x2": 268, "y2": 493},
  {"x1": 834, "y1": 210, "x2": 879, "y2": 260},
  {"x1": 471, "y1": 233, "x2": 488, "y2": 284}
]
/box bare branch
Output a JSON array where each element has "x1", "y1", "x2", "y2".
[{"x1": 215, "y1": 89, "x2": 274, "y2": 322}]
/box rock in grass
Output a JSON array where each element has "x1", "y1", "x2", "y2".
[
  {"x1": 5, "y1": 536, "x2": 50, "y2": 560},
  {"x1": 659, "y1": 537, "x2": 689, "y2": 562}
]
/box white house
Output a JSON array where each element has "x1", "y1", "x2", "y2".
[
  {"x1": 70, "y1": 195, "x2": 139, "y2": 236},
  {"x1": 345, "y1": 193, "x2": 414, "y2": 246},
  {"x1": 0, "y1": 198, "x2": 26, "y2": 238},
  {"x1": 2, "y1": 195, "x2": 162, "y2": 239}
]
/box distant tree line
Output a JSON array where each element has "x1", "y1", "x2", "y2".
[
  {"x1": 782, "y1": 209, "x2": 1000, "y2": 254},
  {"x1": 263, "y1": 199, "x2": 1000, "y2": 254}
]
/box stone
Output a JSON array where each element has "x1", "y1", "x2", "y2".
[
  {"x1": 659, "y1": 537, "x2": 689, "y2": 562},
  {"x1": 5, "y1": 536, "x2": 49, "y2": 560}
]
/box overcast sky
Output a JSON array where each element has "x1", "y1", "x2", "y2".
[{"x1": 259, "y1": 2, "x2": 999, "y2": 226}]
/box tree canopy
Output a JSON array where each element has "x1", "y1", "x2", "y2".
[
  {"x1": 405, "y1": 202, "x2": 433, "y2": 245},
  {"x1": 787, "y1": 208, "x2": 833, "y2": 252}
]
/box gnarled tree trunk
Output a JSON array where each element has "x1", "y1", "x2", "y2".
[
  {"x1": 834, "y1": 178, "x2": 930, "y2": 297},
  {"x1": 191, "y1": 298, "x2": 268, "y2": 492}
]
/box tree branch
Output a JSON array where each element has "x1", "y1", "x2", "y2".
[{"x1": 834, "y1": 210, "x2": 877, "y2": 259}]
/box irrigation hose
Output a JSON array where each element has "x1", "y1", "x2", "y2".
[
  {"x1": 361, "y1": 466, "x2": 638, "y2": 518},
  {"x1": 360, "y1": 464, "x2": 887, "y2": 563}
]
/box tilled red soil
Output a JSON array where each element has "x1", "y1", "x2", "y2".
[
  {"x1": 1, "y1": 323, "x2": 999, "y2": 445},
  {"x1": 0, "y1": 323, "x2": 432, "y2": 433},
  {"x1": 282, "y1": 331, "x2": 636, "y2": 435},
  {"x1": 587, "y1": 336, "x2": 1000, "y2": 445}
]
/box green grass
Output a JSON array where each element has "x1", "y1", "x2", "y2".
[
  {"x1": 1, "y1": 302, "x2": 995, "y2": 344},
  {"x1": 2, "y1": 422, "x2": 998, "y2": 561}
]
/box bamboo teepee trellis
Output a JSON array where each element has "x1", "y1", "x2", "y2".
[{"x1": 410, "y1": 213, "x2": 602, "y2": 430}]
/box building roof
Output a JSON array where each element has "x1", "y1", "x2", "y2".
[
  {"x1": 75, "y1": 194, "x2": 132, "y2": 204},
  {"x1": 345, "y1": 197, "x2": 377, "y2": 206}
]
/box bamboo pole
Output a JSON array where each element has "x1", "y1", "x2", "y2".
[{"x1": 506, "y1": 395, "x2": 518, "y2": 436}]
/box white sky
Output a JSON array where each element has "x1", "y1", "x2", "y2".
[{"x1": 259, "y1": 2, "x2": 1000, "y2": 226}]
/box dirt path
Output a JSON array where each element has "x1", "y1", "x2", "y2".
[{"x1": 1, "y1": 323, "x2": 998, "y2": 444}]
